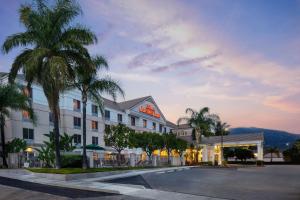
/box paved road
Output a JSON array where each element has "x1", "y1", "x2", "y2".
[
  {"x1": 103, "y1": 165, "x2": 300, "y2": 200},
  {"x1": 0, "y1": 176, "x2": 148, "y2": 200}
]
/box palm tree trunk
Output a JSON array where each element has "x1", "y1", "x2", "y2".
[
  {"x1": 53, "y1": 103, "x2": 61, "y2": 169},
  {"x1": 0, "y1": 116, "x2": 8, "y2": 168},
  {"x1": 82, "y1": 94, "x2": 88, "y2": 169}
]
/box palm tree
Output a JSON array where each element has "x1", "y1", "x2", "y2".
[
  {"x1": 265, "y1": 147, "x2": 280, "y2": 163},
  {"x1": 73, "y1": 56, "x2": 124, "y2": 169},
  {"x1": 177, "y1": 107, "x2": 216, "y2": 145},
  {"x1": 2, "y1": 0, "x2": 97, "y2": 168},
  {"x1": 213, "y1": 121, "x2": 230, "y2": 165},
  {"x1": 0, "y1": 84, "x2": 34, "y2": 168}
]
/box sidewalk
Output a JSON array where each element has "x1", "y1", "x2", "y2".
[{"x1": 0, "y1": 167, "x2": 225, "y2": 200}]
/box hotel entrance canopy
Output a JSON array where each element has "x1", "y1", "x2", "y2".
[{"x1": 200, "y1": 133, "x2": 264, "y2": 164}]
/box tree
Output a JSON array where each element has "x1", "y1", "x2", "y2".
[
  {"x1": 163, "y1": 133, "x2": 177, "y2": 165},
  {"x1": 73, "y1": 55, "x2": 124, "y2": 169},
  {"x1": 213, "y1": 120, "x2": 230, "y2": 165},
  {"x1": 223, "y1": 147, "x2": 235, "y2": 161},
  {"x1": 177, "y1": 107, "x2": 216, "y2": 145},
  {"x1": 175, "y1": 138, "x2": 188, "y2": 166},
  {"x1": 104, "y1": 124, "x2": 133, "y2": 166},
  {"x1": 6, "y1": 138, "x2": 27, "y2": 168},
  {"x1": 0, "y1": 84, "x2": 34, "y2": 168},
  {"x1": 235, "y1": 148, "x2": 254, "y2": 162},
  {"x1": 130, "y1": 132, "x2": 163, "y2": 163},
  {"x1": 265, "y1": 147, "x2": 280, "y2": 163},
  {"x1": 2, "y1": 0, "x2": 97, "y2": 169},
  {"x1": 36, "y1": 132, "x2": 75, "y2": 167},
  {"x1": 283, "y1": 140, "x2": 300, "y2": 163}
]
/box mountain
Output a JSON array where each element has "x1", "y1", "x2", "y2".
[{"x1": 229, "y1": 127, "x2": 300, "y2": 150}]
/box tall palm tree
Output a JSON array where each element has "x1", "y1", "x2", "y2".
[
  {"x1": 265, "y1": 147, "x2": 280, "y2": 163},
  {"x1": 73, "y1": 56, "x2": 124, "y2": 169},
  {"x1": 213, "y1": 121, "x2": 230, "y2": 165},
  {"x1": 0, "y1": 84, "x2": 34, "y2": 168},
  {"x1": 177, "y1": 107, "x2": 216, "y2": 145},
  {"x1": 2, "y1": 0, "x2": 97, "y2": 168}
]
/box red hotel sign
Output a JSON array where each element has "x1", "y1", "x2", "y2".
[{"x1": 139, "y1": 104, "x2": 160, "y2": 118}]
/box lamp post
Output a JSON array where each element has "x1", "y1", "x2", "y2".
[{"x1": 220, "y1": 129, "x2": 223, "y2": 166}]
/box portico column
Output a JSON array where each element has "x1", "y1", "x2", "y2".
[
  {"x1": 257, "y1": 142, "x2": 263, "y2": 160},
  {"x1": 202, "y1": 146, "x2": 208, "y2": 162}
]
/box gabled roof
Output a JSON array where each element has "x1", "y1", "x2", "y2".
[
  {"x1": 177, "y1": 123, "x2": 192, "y2": 129},
  {"x1": 166, "y1": 120, "x2": 177, "y2": 129},
  {"x1": 118, "y1": 96, "x2": 151, "y2": 110},
  {"x1": 103, "y1": 98, "x2": 123, "y2": 111},
  {"x1": 201, "y1": 133, "x2": 264, "y2": 145}
]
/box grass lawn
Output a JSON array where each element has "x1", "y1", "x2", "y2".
[{"x1": 27, "y1": 166, "x2": 162, "y2": 174}]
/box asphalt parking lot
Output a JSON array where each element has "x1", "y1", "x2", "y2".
[{"x1": 103, "y1": 165, "x2": 300, "y2": 200}]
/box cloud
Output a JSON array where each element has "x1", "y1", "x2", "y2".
[
  {"x1": 151, "y1": 52, "x2": 220, "y2": 73},
  {"x1": 264, "y1": 93, "x2": 300, "y2": 113}
]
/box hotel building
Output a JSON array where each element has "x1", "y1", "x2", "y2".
[
  {"x1": 0, "y1": 72, "x2": 263, "y2": 166},
  {"x1": 0, "y1": 73, "x2": 176, "y2": 153}
]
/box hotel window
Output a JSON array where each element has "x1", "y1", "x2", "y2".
[
  {"x1": 22, "y1": 111, "x2": 30, "y2": 121},
  {"x1": 49, "y1": 112, "x2": 54, "y2": 125},
  {"x1": 117, "y1": 114, "x2": 123, "y2": 123},
  {"x1": 152, "y1": 122, "x2": 156, "y2": 130},
  {"x1": 22, "y1": 86, "x2": 32, "y2": 99},
  {"x1": 23, "y1": 128, "x2": 34, "y2": 140},
  {"x1": 73, "y1": 134, "x2": 81, "y2": 144},
  {"x1": 131, "y1": 116, "x2": 136, "y2": 126},
  {"x1": 91, "y1": 120, "x2": 98, "y2": 131},
  {"x1": 91, "y1": 104, "x2": 98, "y2": 116},
  {"x1": 159, "y1": 124, "x2": 163, "y2": 133},
  {"x1": 143, "y1": 119, "x2": 147, "y2": 128},
  {"x1": 104, "y1": 110, "x2": 110, "y2": 120},
  {"x1": 92, "y1": 136, "x2": 98, "y2": 145},
  {"x1": 73, "y1": 99, "x2": 81, "y2": 112},
  {"x1": 105, "y1": 124, "x2": 110, "y2": 133},
  {"x1": 73, "y1": 117, "x2": 81, "y2": 129}
]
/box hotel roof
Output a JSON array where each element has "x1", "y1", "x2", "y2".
[{"x1": 200, "y1": 133, "x2": 264, "y2": 145}]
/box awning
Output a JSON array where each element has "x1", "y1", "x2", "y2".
[{"x1": 81, "y1": 144, "x2": 105, "y2": 151}]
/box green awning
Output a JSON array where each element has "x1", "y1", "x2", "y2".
[{"x1": 81, "y1": 144, "x2": 105, "y2": 150}]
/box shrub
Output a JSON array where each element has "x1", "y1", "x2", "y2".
[
  {"x1": 256, "y1": 160, "x2": 264, "y2": 166},
  {"x1": 61, "y1": 155, "x2": 83, "y2": 168},
  {"x1": 199, "y1": 161, "x2": 213, "y2": 166}
]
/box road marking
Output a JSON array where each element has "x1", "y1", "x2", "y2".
[
  {"x1": 167, "y1": 170, "x2": 174, "y2": 173},
  {"x1": 156, "y1": 171, "x2": 165, "y2": 174}
]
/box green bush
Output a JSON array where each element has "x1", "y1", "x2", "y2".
[
  {"x1": 199, "y1": 161, "x2": 213, "y2": 166},
  {"x1": 61, "y1": 154, "x2": 83, "y2": 168},
  {"x1": 256, "y1": 160, "x2": 264, "y2": 166}
]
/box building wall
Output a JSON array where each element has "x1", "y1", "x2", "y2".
[{"x1": 2, "y1": 76, "x2": 175, "y2": 149}]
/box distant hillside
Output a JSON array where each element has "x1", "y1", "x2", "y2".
[{"x1": 230, "y1": 127, "x2": 300, "y2": 150}]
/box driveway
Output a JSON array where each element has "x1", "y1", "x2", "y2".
[{"x1": 103, "y1": 165, "x2": 300, "y2": 200}]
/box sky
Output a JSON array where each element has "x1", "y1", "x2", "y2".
[{"x1": 0, "y1": 0, "x2": 300, "y2": 133}]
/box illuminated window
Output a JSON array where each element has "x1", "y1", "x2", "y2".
[
  {"x1": 22, "y1": 86, "x2": 32, "y2": 98},
  {"x1": 91, "y1": 120, "x2": 98, "y2": 131},
  {"x1": 22, "y1": 111, "x2": 30, "y2": 120},
  {"x1": 91, "y1": 104, "x2": 98, "y2": 116},
  {"x1": 143, "y1": 119, "x2": 147, "y2": 128},
  {"x1": 131, "y1": 117, "x2": 136, "y2": 126},
  {"x1": 73, "y1": 117, "x2": 81, "y2": 129},
  {"x1": 23, "y1": 128, "x2": 34, "y2": 140},
  {"x1": 73, "y1": 99, "x2": 81, "y2": 111},
  {"x1": 92, "y1": 136, "x2": 98, "y2": 145},
  {"x1": 152, "y1": 122, "x2": 156, "y2": 130}
]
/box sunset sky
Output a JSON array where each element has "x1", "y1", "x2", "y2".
[{"x1": 0, "y1": 0, "x2": 300, "y2": 133}]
